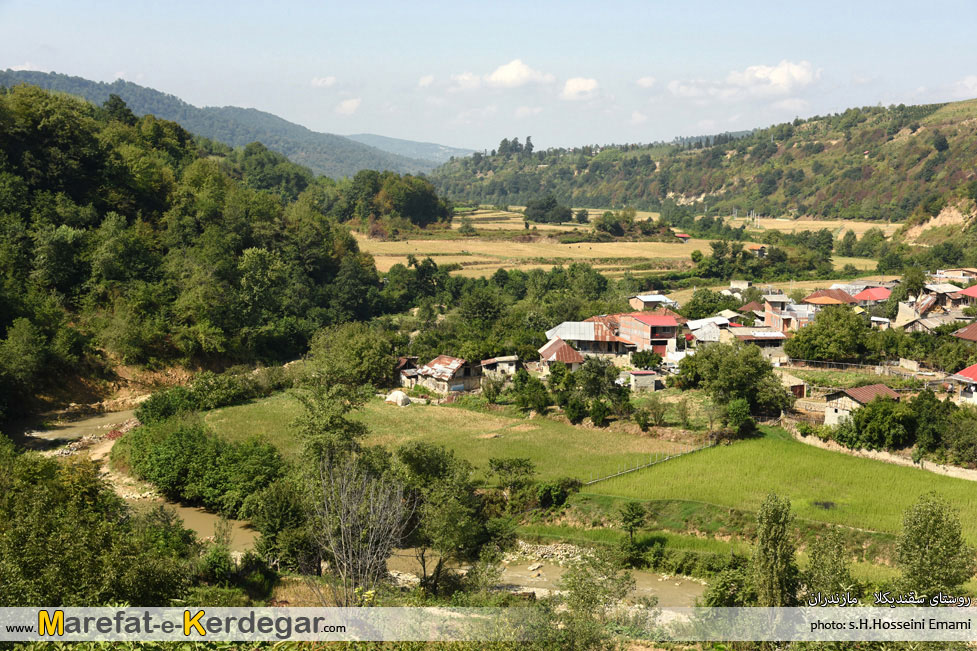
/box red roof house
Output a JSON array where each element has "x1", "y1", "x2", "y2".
[{"x1": 852, "y1": 287, "x2": 891, "y2": 303}]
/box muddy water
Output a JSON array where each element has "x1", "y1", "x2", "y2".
[
  {"x1": 128, "y1": 499, "x2": 258, "y2": 551},
  {"x1": 14, "y1": 409, "x2": 137, "y2": 449},
  {"x1": 386, "y1": 550, "x2": 705, "y2": 607}
]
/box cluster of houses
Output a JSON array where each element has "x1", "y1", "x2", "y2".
[{"x1": 396, "y1": 271, "x2": 977, "y2": 410}]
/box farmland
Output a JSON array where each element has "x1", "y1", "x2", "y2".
[
  {"x1": 586, "y1": 427, "x2": 977, "y2": 542},
  {"x1": 203, "y1": 393, "x2": 697, "y2": 481}
]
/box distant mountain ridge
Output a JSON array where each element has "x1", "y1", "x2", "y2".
[
  {"x1": 0, "y1": 70, "x2": 460, "y2": 178},
  {"x1": 346, "y1": 133, "x2": 475, "y2": 165}
]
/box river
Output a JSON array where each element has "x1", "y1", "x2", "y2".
[{"x1": 29, "y1": 407, "x2": 705, "y2": 606}]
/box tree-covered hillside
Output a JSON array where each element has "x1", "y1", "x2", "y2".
[
  {"x1": 0, "y1": 70, "x2": 434, "y2": 178},
  {"x1": 346, "y1": 133, "x2": 475, "y2": 165},
  {"x1": 0, "y1": 85, "x2": 451, "y2": 422},
  {"x1": 431, "y1": 101, "x2": 977, "y2": 223}
]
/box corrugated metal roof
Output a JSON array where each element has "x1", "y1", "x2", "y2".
[
  {"x1": 853, "y1": 287, "x2": 891, "y2": 301},
  {"x1": 417, "y1": 355, "x2": 467, "y2": 381},
  {"x1": 916, "y1": 294, "x2": 938, "y2": 315},
  {"x1": 958, "y1": 285, "x2": 977, "y2": 298},
  {"x1": 843, "y1": 384, "x2": 899, "y2": 404},
  {"x1": 953, "y1": 363, "x2": 977, "y2": 383},
  {"x1": 546, "y1": 321, "x2": 631, "y2": 343},
  {"x1": 953, "y1": 322, "x2": 977, "y2": 342},
  {"x1": 631, "y1": 294, "x2": 675, "y2": 304},
  {"x1": 925, "y1": 283, "x2": 963, "y2": 294},
  {"x1": 803, "y1": 289, "x2": 856, "y2": 305},
  {"x1": 687, "y1": 316, "x2": 729, "y2": 330},
  {"x1": 538, "y1": 337, "x2": 585, "y2": 364},
  {"x1": 622, "y1": 313, "x2": 679, "y2": 327}
]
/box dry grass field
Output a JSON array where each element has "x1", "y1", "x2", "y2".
[{"x1": 725, "y1": 216, "x2": 900, "y2": 237}]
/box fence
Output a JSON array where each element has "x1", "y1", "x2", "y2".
[{"x1": 584, "y1": 440, "x2": 716, "y2": 486}]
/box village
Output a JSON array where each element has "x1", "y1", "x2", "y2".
[{"x1": 394, "y1": 266, "x2": 977, "y2": 436}]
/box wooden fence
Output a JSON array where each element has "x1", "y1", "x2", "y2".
[{"x1": 584, "y1": 440, "x2": 716, "y2": 486}]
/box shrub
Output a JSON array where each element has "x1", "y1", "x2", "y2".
[
  {"x1": 590, "y1": 399, "x2": 610, "y2": 427},
  {"x1": 646, "y1": 393, "x2": 667, "y2": 426},
  {"x1": 726, "y1": 398, "x2": 755, "y2": 436},
  {"x1": 564, "y1": 396, "x2": 587, "y2": 424},
  {"x1": 633, "y1": 408, "x2": 651, "y2": 432},
  {"x1": 537, "y1": 477, "x2": 582, "y2": 509}
]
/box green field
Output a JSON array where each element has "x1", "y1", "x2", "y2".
[
  {"x1": 586, "y1": 428, "x2": 977, "y2": 541},
  {"x1": 204, "y1": 394, "x2": 693, "y2": 481}
]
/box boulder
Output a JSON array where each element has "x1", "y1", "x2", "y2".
[{"x1": 385, "y1": 390, "x2": 411, "y2": 407}]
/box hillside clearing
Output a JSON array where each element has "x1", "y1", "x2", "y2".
[{"x1": 586, "y1": 428, "x2": 977, "y2": 541}]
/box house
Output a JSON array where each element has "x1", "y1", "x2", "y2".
[
  {"x1": 824, "y1": 384, "x2": 900, "y2": 426},
  {"x1": 952, "y1": 322, "x2": 977, "y2": 344},
  {"x1": 775, "y1": 369, "x2": 807, "y2": 399},
  {"x1": 617, "y1": 313, "x2": 680, "y2": 354},
  {"x1": 738, "y1": 300, "x2": 764, "y2": 314},
  {"x1": 690, "y1": 320, "x2": 723, "y2": 346},
  {"x1": 763, "y1": 300, "x2": 816, "y2": 333},
  {"x1": 802, "y1": 288, "x2": 856, "y2": 307},
  {"x1": 629, "y1": 370, "x2": 664, "y2": 392},
  {"x1": 717, "y1": 309, "x2": 744, "y2": 323},
  {"x1": 545, "y1": 321, "x2": 633, "y2": 358},
  {"x1": 538, "y1": 337, "x2": 585, "y2": 372},
  {"x1": 852, "y1": 286, "x2": 891, "y2": 306},
  {"x1": 763, "y1": 294, "x2": 792, "y2": 312},
  {"x1": 934, "y1": 268, "x2": 977, "y2": 284},
  {"x1": 901, "y1": 314, "x2": 971, "y2": 334},
  {"x1": 480, "y1": 355, "x2": 520, "y2": 377},
  {"x1": 721, "y1": 327, "x2": 788, "y2": 362},
  {"x1": 924, "y1": 283, "x2": 964, "y2": 308},
  {"x1": 730, "y1": 280, "x2": 753, "y2": 291},
  {"x1": 949, "y1": 363, "x2": 977, "y2": 405},
  {"x1": 628, "y1": 294, "x2": 679, "y2": 311},
  {"x1": 746, "y1": 244, "x2": 767, "y2": 258},
  {"x1": 957, "y1": 285, "x2": 977, "y2": 305},
  {"x1": 404, "y1": 355, "x2": 482, "y2": 394},
  {"x1": 870, "y1": 316, "x2": 891, "y2": 330},
  {"x1": 674, "y1": 233, "x2": 691, "y2": 242}
]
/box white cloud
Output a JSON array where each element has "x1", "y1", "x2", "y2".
[
  {"x1": 10, "y1": 61, "x2": 41, "y2": 71},
  {"x1": 636, "y1": 76, "x2": 656, "y2": 89},
  {"x1": 951, "y1": 75, "x2": 977, "y2": 99},
  {"x1": 486, "y1": 59, "x2": 554, "y2": 88},
  {"x1": 726, "y1": 59, "x2": 819, "y2": 96},
  {"x1": 561, "y1": 77, "x2": 599, "y2": 101},
  {"x1": 334, "y1": 98, "x2": 361, "y2": 115},
  {"x1": 668, "y1": 60, "x2": 820, "y2": 104},
  {"x1": 311, "y1": 76, "x2": 337, "y2": 88},
  {"x1": 449, "y1": 71, "x2": 481, "y2": 92},
  {"x1": 515, "y1": 105, "x2": 543, "y2": 118},
  {"x1": 418, "y1": 74, "x2": 434, "y2": 88},
  {"x1": 630, "y1": 110, "x2": 648, "y2": 125}
]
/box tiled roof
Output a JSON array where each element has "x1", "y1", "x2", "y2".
[
  {"x1": 953, "y1": 322, "x2": 977, "y2": 342},
  {"x1": 538, "y1": 337, "x2": 585, "y2": 364},
  {"x1": 853, "y1": 287, "x2": 891, "y2": 301},
  {"x1": 738, "y1": 300, "x2": 764, "y2": 312},
  {"x1": 803, "y1": 289, "x2": 856, "y2": 305},
  {"x1": 843, "y1": 383, "x2": 899, "y2": 404}
]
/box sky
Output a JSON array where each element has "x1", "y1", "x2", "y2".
[{"x1": 3, "y1": 0, "x2": 977, "y2": 151}]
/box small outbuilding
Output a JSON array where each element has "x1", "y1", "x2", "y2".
[{"x1": 824, "y1": 384, "x2": 899, "y2": 426}]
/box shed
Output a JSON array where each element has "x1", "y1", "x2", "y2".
[
  {"x1": 824, "y1": 384, "x2": 899, "y2": 426},
  {"x1": 629, "y1": 370, "x2": 663, "y2": 392}
]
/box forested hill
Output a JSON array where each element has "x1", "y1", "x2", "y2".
[
  {"x1": 431, "y1": 99, "x2": 977, "y2": 223},
  {"x1": 0, "y1": 85, "x2": 454, "y2": 423},
  {"x1": 0, "y1": 70, "x2": 434, "y2": 178}
]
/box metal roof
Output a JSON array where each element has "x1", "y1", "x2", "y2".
[
  {"x1": 953, "y1": 322, "x2": 977, "y2": 342},
  {"x1": 546, "y1": 321, "x2": 631, "y2": 343},
  {"x1": 951, "y1": 363, "x2": 977, "y2": 383},
  {"x1": 853, "y1": 287, "x2": 891, "y2": 301},
  {"x1": 622, "y1": 313, "x2": 679, "y2": 327},
  {"x1": 687, "y1": 316, "x2": 729, "y2": 330},
  {"x1": 538, "y1": 337, "x2": 585, "y2": 364},
  {"x1": 417, "y1": 355, "x2": 467, "y2": 381},
  {"x1": 631, "y1": 294, "x2": 676, "y2": 304},
  {"x1": 925, "y1": 283, "x2": 963, "y2": 294},
  {"x1": 803, "y1": 289, "x2": 856, "y2": 305},
  {"x1": 842, "y1": 384, "x2": 899, "y2": 404}
]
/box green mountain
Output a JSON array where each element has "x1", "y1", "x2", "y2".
[
  {"x1": 0, "y1": 70, "x2": 435, "y2": 178},
  {"x1": 431, "y1": 100, "x2": 977, "y2": 224},
  {"x1": 346, "y1": 133, "x2": 475, "y2": 165}
]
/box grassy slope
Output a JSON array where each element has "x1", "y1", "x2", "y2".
[
  {"x1": 587, "y1": 428, "x2": 977, "y2": 541},
  {"x1": 204, "y1": 394, "x2": 693, "y2": 481}
]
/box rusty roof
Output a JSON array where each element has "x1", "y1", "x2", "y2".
[
  {"x1": 417, "y1": 355, "x2": 467, "y2": 381},
  {"x1": 953, "y1": 322, "x2": 977, "y2": 342},
  {"x1": 538, "y1": 337, "x2": 585, "y2": 364},
  {"x1": 843, "y1": 383, "x2": 899, "y2": 404},
  {"x1": 802, "y1": 289, "x2": 856, "y2": 305}
]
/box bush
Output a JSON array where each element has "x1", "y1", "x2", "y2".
[
  {"x1": 136, "y1": 370, "x2": 263, "y2": 424},
  {"x1": 590, "y1": 399, "x2": 610, "y2": 427},
  {"x1": 564, "y1": 396, "x2": 587, "y2": 424},
  {"x1": 726, "y1": 398, "x2": 755, "y2": 436},
  {"x1": 537, "y1": 477, "x2": 582, "y2": 509},
  {"x1": 646, "y1": 393, "x2": 667, "y2": 426},
  {"x1": 633, "y1": 408, "x2": 651, "y2": 432}
]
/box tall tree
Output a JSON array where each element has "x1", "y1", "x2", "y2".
[
  {"x1": 897, "y1": 493, "x2": 977, "y2": 595},
  {"x1": 751, "y1": 493, "x2": 799, "y2": 606}
]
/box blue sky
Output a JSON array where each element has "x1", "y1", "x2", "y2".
[{"x1": 3, "y1": 0, "x2": 977, "y2": 150}]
